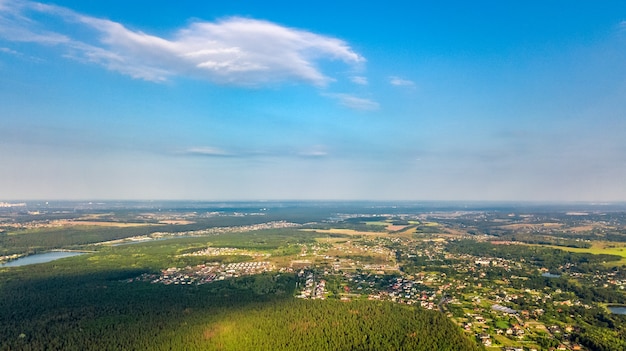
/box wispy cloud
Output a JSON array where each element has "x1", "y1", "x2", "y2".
[
  {"x1": 185, "y1": 147, "x2": 233, "y2": 157},
  {"x1": 184, "y1": 145, "x2": 331, "y2": 159},
  {"x1": 389, "y1": 76, "x2": 415, "y2": 87},
  {"x1": 0, "y1": 47, "x2": 19, "y2": 55},
  {"x1": 0, "y1": 45, "x2": 43, "y2": 63},
  {"x1": 324, "y1": 93, "x2": 379, "y2": 111},
  {"x1": 0, "y1": 1, "x2": 71, "y2": 45},
  {"x1": 0, "y1": 1, "x2": 364, "y2": 86},
  {"x1": 297, "y1": 145, "x2": 329, "y2": 157},
  {"x1": 350, "y1": 76, "x2": 368, "y2": 85}
]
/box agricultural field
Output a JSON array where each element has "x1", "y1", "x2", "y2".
[{"x1": 537, "y1": 242, "x2": 626, "y2": 266}]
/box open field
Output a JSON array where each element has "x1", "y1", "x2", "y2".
[
  {"x1": 364, "y1": 221, "x2": 390, "y2": 227},
  {"x1": 537, "y1": 242, "x2": 626, "y2": 257},
  {"x1": 363, "y1": 221, "x2": 412, "y2": 232},
  {"x1": 386, "y1": 225, "x2": 410, "y2": 231},
  {"x1": 314, "y1": 237, "x2": 349, "y2": 244},
  {"x1": 395, "y1": 227, "x2": 419, "y2": 239},
  {"x1": 51, "y1": 220, "x2": 158, "y2": 227},
  {"x1": 158, "y1": 220, "x2": 195, "y2": 225},
  {"x1": 531, "y1": 242, "x2": 626, "y2": 266},
  {"x1": 300, "y1": 228, "x2": 387, "y2": 236}
]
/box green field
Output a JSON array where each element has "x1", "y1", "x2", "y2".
[{"x1": 537, "y1": 243, "x2": 626, "y2": 265}]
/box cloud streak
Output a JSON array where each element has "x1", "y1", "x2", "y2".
[
  {"x1": 0, "y1": 47, "x2": 19, "y2": 55},
  {"x1": 324, "y1": 93, "x2": 379, "y2": 111},
  {"x1": 0, "y1": 1, "x2": 364, "y2": 86},
  {"x1": 297, "y1": 145, "x2": 329, "y2": 157},
  {"x1": 350, "y1": 76, "x2": 368, "y2": 85},
  {"x1": 184, "y1": 145, "x2": 331, "y2": 159},
  {"x1": 186, "y1": 147, "x2": 233, "y2": 157},
  {"x1": 389, "y1": 76, "x2": 415, "y2": 87}
]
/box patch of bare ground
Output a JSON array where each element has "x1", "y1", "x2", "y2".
[
  {"x1": 441, "y1": 228, "x2": 466, "y2": 236},
  {"x1": 395, "y1": 227, "x2": 417, "y2": 239},
  {"x1": 158, "y1": 220, "x2": 195, "y2": 225},
  {"x1": 386, "y1": 225, "x2": 409, "y2": 231},
  {"x1": 568, "y1": 225, "x2": 600, "y2": 233}
]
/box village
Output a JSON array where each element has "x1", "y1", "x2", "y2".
[
  {"x1": 289, "y1": 236, "x2": 600, "y2": 351},
  {"x1": 123, "y1": 228, "x2": 626, "y2": 351},
  {"x1": 133, "y1": 261, "x2": 274, "y2": 285}
]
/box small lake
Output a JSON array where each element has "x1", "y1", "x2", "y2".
[
  {"x1": 608, "y1": 306, "x2": 626, "y2": 315},
  {"x1": 541, "y1": 272, "x2": 561, "y2": 278},
  {"x1": 1, "y1": 252, "x2": 86, "y2": 267}
]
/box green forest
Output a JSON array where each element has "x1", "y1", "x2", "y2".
[{"x1": 0, "y1": 269, "x2": 478, "y2": 350}]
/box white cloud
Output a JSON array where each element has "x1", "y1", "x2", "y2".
[
  {"x1": 0, "y1": 2, "x2": 71, "y2": 46},
  {"x1": 350, "y1": 76, "x2": 368, "y2": 85},
  {"x1": 389, "y1": 76, "x2": 415, "y2": 87},
  {"x1": 0, "y1": 1, "x2": 364, "y2": 86},
  {"x1": 325, "y1": 93, "x2": 379, "y2": 111},
  {"x1": 0, "y1": 45, "x2": 43, "y2": 63},
  {"x1": 0, "y1": 47, "x2": 19, "y2": 55},
  {"x1": 186, "y1": 147, "x2": 232, "y2": 157},
  {"x1": 185, "y1": 145, "x2": 332, "y2": 159}
]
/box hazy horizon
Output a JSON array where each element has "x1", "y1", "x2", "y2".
[{"x1": 2, "y1": 1, "x2": 625, "y2": 201}]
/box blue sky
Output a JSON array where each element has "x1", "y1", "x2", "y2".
[{"x1": 1, "y1": 0, "x2": 626, "y2": 201}]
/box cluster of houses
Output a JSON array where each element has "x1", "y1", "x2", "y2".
[
  {"x1": 497, "y1": 345, "x2": 583, "y2": 351},
  {"x1": 300, "y1": 239, "x2": 397, "y2": 272},
  {"x1": 181, "y1": 246, "x2": 269, "y2": 258},
  {"x1": 136, "y1": 261, "x2": 273, "y2": 285},
  {"x1": 386, "y1": 277, "x2": 437, "y2": 308},
  {"x1": 589, "y1": 270, "x2": 626, "y2": 290},
  {"x1": 150, "y1": 220, "x2": 301, "y2": 239},
  {"x1": 296, "y1": 271, "x2": 326, "y2": 299}
]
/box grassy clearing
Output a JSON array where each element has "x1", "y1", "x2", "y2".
[
  {"x1": 314, "y1": 237, "x2": 349, "y2": 244},
  {"x1": 301, "y1": 228, "x2": 387, "y2": 236},
  {"x1": 51, "y1": 220, "x2": 158, "y2": 227},
  {"x1": 386, "y1": 225, "x2": 410, "y2": 231},
  {"x1": 394, "y1": 227, "x2": 418, "y2": 239},
  {"x1": 532, "y1": 242, "x2": 626, "y2": 266},
  {"x1": 364, "y1": 221, "x2": 390, "y2": 226},
  {"x1": 364, "y1": 221, "x2": 413, "y2": 232},
  {"x1": 536, "y1": 242, "x2": 626, "y2": 257}
]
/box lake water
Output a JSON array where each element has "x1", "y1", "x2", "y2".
[
  {"x1": 541, "y1": 272, "x2": 561, "y2": 278},
  {"x1": 608, "y1": 306, "x2": 626, "y2": 315},
  {"x1": 1, "y1": 252, "x2": 86, "y2": 267}
]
